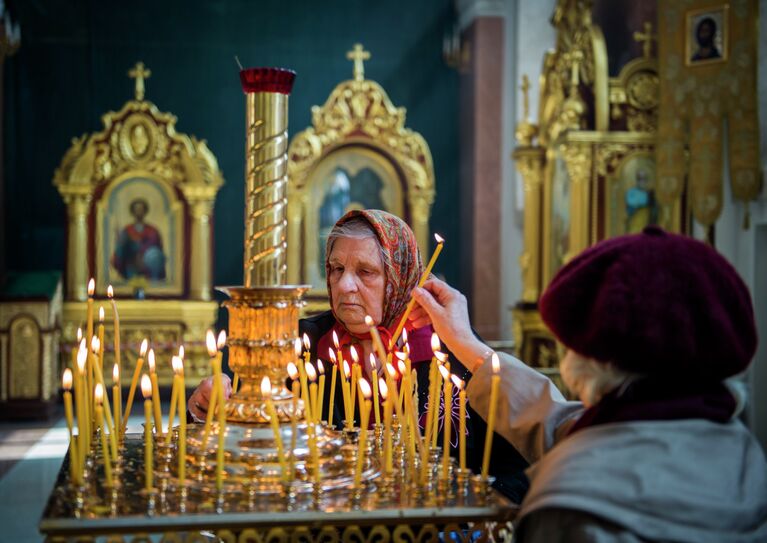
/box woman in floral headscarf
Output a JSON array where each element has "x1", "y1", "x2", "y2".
[{"x1": 189, "y1": 210, "x2": 529, "y2": 501}]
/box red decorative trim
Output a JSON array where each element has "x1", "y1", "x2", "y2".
[{"x1": 239, "y1": 68, "x2": 296, "y2": 95}]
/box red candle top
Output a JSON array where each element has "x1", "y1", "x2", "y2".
[{"x1": 239, "y1": 67, "x2": 296, "y2": 95}]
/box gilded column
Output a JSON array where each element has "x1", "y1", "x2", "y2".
[
  {"x1": 242, "y1": 68, "x2": 295, "y2": 287},
  {"x1": 562, "y1": 141, "x2": 592, "y2": 262},
  {"x1": 512, "y1": 147, "x2": 545, "y2": 303},
  {"x1": 62, "y1": 193, "x2": 91, "y2": 301},
  {"x1": 188, "y1": 198, "x2": 214, "y2": 301}
]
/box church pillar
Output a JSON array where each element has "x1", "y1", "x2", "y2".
[
  {"x1": 188, "y1": 199, "x2": 214, "y2": 301},
  {"x1": 62, "y1": 194, "x2": 91, "y2": 301},
  {"x1": 458, "y1": 1, "x2": 505, "y2": 339}
]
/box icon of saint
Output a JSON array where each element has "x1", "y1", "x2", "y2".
[
  {"x1": 691, "y1": 17, "x2": 721, "y2": 62},
  {"x1": 111, "y1": 198, "x2": 166, "y2": 280}
]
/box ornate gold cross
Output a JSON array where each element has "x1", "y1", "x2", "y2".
[
  {"x1": 128, "y1": 62, "x2": 152, "y2": 101},
  {"x1": 346, "y1": 43, "x2": 370, "y2": 82},
  {"x1": 633, "y1": 22, "x2": 656, "y2": 59}
]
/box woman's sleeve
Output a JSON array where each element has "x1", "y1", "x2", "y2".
[{"x1": 465, "y1": 352, "x2": 584, "y2": 464}]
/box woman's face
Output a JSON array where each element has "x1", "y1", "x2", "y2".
[{"x1": 328, "y1": 236, "x2": 386, "y2": 335}]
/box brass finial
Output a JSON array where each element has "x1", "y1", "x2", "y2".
[
  {"x1": 520, "y1": 75, "x2": 531, "y2": 121},
  {"x1": 633, "y1": 21, "x2": 656, "y2": 59},
  {"x1": 346, "y1": 43, "x2": 371, "y2": 82},
  {"x1": 128, "y1": 62, "x2": 152, "y2": 101}
]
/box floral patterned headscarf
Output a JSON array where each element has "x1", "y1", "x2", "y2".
[{"x1": 325, "y1": 209, "x2": 425, "y2": 330}]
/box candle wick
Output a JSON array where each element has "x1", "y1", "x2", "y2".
[{"x1": 234, "y1": 55, "x2": 244, "y2": 71}]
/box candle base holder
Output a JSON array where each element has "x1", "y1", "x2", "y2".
[
  {"x1": 454, "y1": 468, "x2": 471, "y2": 496},
  {"x1": 470, "y1": 475, "x2": 496, "y2": 505},
  {"x1": 342, "y1": 425, "x2": 360, "y2": 445}
]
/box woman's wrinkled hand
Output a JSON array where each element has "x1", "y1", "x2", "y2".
[{"x1": 188, "y1": 374, "x2": 232, "y2": 421}]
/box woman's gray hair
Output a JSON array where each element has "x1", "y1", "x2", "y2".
[
  {"x1": 326, "y1": 216, "x2": 391, "y2": 272},
  {"x1": 560, "y1": 351, "x2": 641, "y2": 406}
]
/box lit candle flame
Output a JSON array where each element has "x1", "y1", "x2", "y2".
[
  {"x1": 364, "y1": 315, "x2": 375, "y2": 327},
  {"x1": 178, "y1": 345, "x2": 184, "y2": 360},
  {"x1": 451, "y1": 374, "x2": 464, "y2": 389},
  {"x1": 87, "y1": 278, "x2": 95, "y2": 297},
  {"x1": 343, "y1": 360, "x2": 351, "y2": 379},
  {"x1": 76, "y1": 327, "x2": 82, "y2": 342},
  {"x1": 113, "y1": 363, "x2": 119, "y2": 383},
  {"x1": 359, "y1": 378, "x2": 372, "y2": 399},
  {"x1": 261, "y1": 376, "x2": 272, "y2": 398},
  {"x1": 77, "y1": 342, "x2": 87, "y2": 372},
  {"x1": 306, "y1": 363, "x2": 317, "y2": 382},
  {"x1": 332, "y1": 330, "x2": 340, "y2": 350},
  {"x1": 439, "y1": 365, "x2": 450, "y2": 380},
  {"x1": 397, "y1": 360, "x2": 407, "y2": 375},
  {"x1": 350, "y1": 345, "x2": 359, "y2": 364},
  {"x1": 171, "y1": 355, "x2": 183, "y2": 374},
  {"x1": 63, "y1": 368, "x2": 73, "y2": 390},
  {"x1": 369, "y1": 353, "x2": 377, "y2": 369},
  {"x1": 107, "y1": 285, "x2": 114, "y2": 298},
  {"x1": 91, "y1": 335, "x2": 100, "y2": 353},
  {"x1": 141, "y1": 374, "x2": 152, "y2": 399},
  {"x1": 379, "y1": 378, "x2": 388, "y2": 399},
  {"x1": 217, "y1": 330, "x2": 227, "y2": 349},
  {"x1": 302, "y1": 333, "x2": 311, "y2": 351},
  {"x1": 317, "y1": 360, "x2": 325, "y2": 375},
  {"x1": 386, "y1": 363, "x2": 397, "y2": 379},
  {"x1": 491, "y1": 353, "x2": 500, "y2": 373},
  {"x1": 98, "y1": 306, "x2": 105, "y2": 322},
  {"x1": 140, "y1": 338, "x2": 148, "y2": 357},
  {"x1": 95, "y1": 383, "x2": 104, "y2": 404},
  {"x1": 402, "y1": 328, "x2": 408, "y2": 344},
  {"x1": 287, "y1": 362, "x2": 299, "y2": 380},
  {"x1": 205, "y1": 330, "x2": 217, "y2": 357},
  {"x1": 434, "y1": 351, "x2": 448, "y2": 363},
  {"x1": 147, "y1": 349, "x2": 156, "y2": 372},
  {"x1": 294, "y1": 338, "x2": 302, "y2": 358},
  {"x1": 431, "y1": 333, "x2": 441, "y2": 353},
  {"x1": 328, "y1": 348, "x2": 337, "y2": 363},
  {"x1": 434, "y1": 233, "x2": 445, "y2": 244},
  {"x1": 394, "y1": 350, "x2": 407, "y2": 361}
]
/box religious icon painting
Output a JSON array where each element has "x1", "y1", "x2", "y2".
[
  {"x1": 95, "y1": 176, "x2": 184, "y2": 297},
  {"x1": 608, "y1": 153, "x2": 658, "y2": 237},
  {"x1": 685, "y1": 4, "x2": 729, "y2": 67}
]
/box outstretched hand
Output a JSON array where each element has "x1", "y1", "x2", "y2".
[
  {"x1": 188, "y1": 374, "x2": 232, "y2": 421},
  {"x1": 411, "y1": 277, "x2": 491, "y2": 371}
]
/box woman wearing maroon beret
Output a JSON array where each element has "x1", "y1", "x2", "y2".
[{"x1": 411, "y1": 226, "x2": 767, "y2": 543}]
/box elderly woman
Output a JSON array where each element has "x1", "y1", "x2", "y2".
[
  {"x1": 411, "y1": 226, "x2": 767, "y2": 542},
  {"x1": 189, "y1": 209, "x2": 529, "y2": 500}
]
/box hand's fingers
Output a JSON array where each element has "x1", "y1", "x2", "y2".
[
  {"x1": 189, "y1": 400, "x2": 206, "y2": 420},
  {"x1": 409, "y1": 315, "x2": 432, "y2": 330},
  {"x1": 408, "y1": 305, "x2": 430, "y2": 325},
  {"x1": 412, "y1": 286, "x2": 443, "y2": 318}
]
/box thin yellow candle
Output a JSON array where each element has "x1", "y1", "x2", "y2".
[
  {"x1": 123, "y1": 338, "x2": 148, "y2": 431},
  {"x1": 141, "y1": 374, "x2": 154, "y2": 490},
  {"x1": 75, "y1": 341, "x2": 89, "y2": 462},
  {"x1": 368, "y1": 354, "x2": 381, "y2": 425},
  {"x1": 94, "y1": 384, "x2": 114, "y2": 487},
  {"x1": 306, "y1": 362, "x2": 318, "y2": 424},
  {"x1": 399, "y1": 360, "x2": 417, "y2": 474},
  {"x1": 364, "y1": 316, "x2": 389, "y2": 365},
  {"x1": 215, "y1": 351, "x2": 227, "y2": 491},
  {"x1": 341, "y1": 360, "x2": 353, "y2": 430},
  {"x1": 86, "y1": 278, "x2": 95, "y2": 353},
  {"x1": 384, "y1": 362, "x2": 405, "y2": 423},
  {"x1": 390, "y1": 234, "x2": 444, "y2": 347},
  {"x1": 481, "y1": 353, "x2": 500, "y2": 479},
  {"x1": 173, "y1": 356, "x2": 187, "y2": 483},
  {"x1": 295, "y1": 338, "x2": 311, "y2": 423},
  {"x1": 287, "y1": 363, "x2": 300, "y2": 479},
  {"x1": 440, "y1": 365, "x2": 453, "y2": 479},
  {"x1": 147, "y1": 349, "x2": 162, "y2": 437},
  {"x1": 202, "y1": 330, "x2": 220, "y2": 445},
  {"x1": 452, "y1": 375, "x2": 467, "y2": 471},
  {"x1": 350, "y1": 346, "x2": 360, "y2": 418},
  {"x1": 232, "y1": 373, "x2": 239, "y2": 394},
  {"x1": 86, "y1": 280, "x2": 95, "y2": 426},
  {"x1": 317, "y1": 360, "x2": 326, "y2": 424},
  {"x1": 262, "y1": 377, "x2": 288, "y2": 481},
  {"x1": 380, "y1": 378, "x2": 393, "y2": 474},
  {"x1": 354, "y1": 379, "x2": 372, "y2": 488},
  {"x1": 165, "y1": 358, "x2": 179, "y2": 445},
  {"x1": 424, "y1": 334, "x2": 441, "y2": 446},
  {"x1": 62, "y1": 369, "x2": 81, "y2": 485},
  {"x1": 97, "y1": 305, "x2": 105, "y2": 378},
  {"x1": 107, "y1": 286, "x2": 121, "y2": 409},
  {"x1": 92, "y1": 335, "x2": 116, "y2": 460},
  {"x1": 112, "y1": 364, "x2": 121, "y2": 445},
  {"x1": 327, "y1": 351, "x2": 337, "y2": 426}
]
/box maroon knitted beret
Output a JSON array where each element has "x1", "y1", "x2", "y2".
[{"x1": 539, "y1": 226, "x2": 757, "y2": 380}]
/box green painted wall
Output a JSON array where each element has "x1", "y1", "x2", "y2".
[{"x1": 4, "y1": 0, "x2": 460, "y2": 293}]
